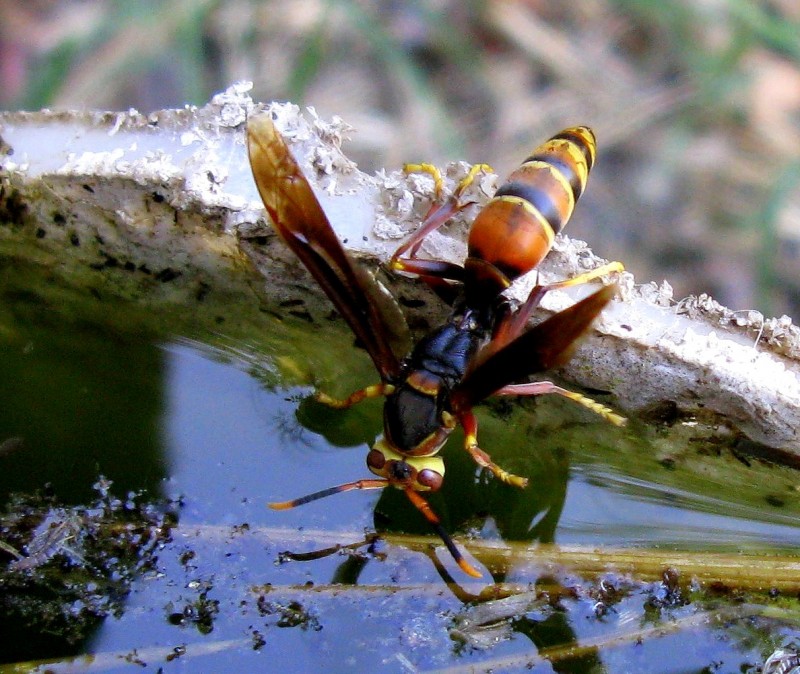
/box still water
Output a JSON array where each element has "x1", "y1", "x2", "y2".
[{"x1": 2, "y1": 266, "x2": 800, "y2": 672}]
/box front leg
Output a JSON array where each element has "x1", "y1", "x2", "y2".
[
  {"x1": 315, "y1": 382, "x2": 395, "y2": 409},
  {"x1": 390, "y1": 162, "x2": 493, "y2": 283},
  {"x1": 459, "y1": 410, "x2": 529, "y2": 488}
]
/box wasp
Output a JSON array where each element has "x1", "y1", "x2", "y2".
[{"x1": 248, "y1": 115, "x2": 624, "y2": 577}]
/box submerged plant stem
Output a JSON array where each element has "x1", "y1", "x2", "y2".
[{"x1": 191, "y1": 523, "x2": 800, "y2": 592}]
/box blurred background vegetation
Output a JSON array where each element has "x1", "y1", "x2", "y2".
[{"x1": 1, "y1": 0, "x2": 799, "y2": 319}]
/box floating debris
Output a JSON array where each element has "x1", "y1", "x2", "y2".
[{"x1": 0, "y1": 479, "x2": 177, "y2": 645}]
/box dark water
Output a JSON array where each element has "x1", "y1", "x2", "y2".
[{"x1": 2, "y1": 264, "x2": 800, "y2": 673}]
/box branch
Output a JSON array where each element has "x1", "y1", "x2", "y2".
[{"x1": 2, "y1": 82, "x2": 800, "y2": 454}]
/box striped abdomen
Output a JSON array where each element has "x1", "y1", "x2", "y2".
[{"x1": 465, "y1": 126, "x2": 597, "y2": 303}]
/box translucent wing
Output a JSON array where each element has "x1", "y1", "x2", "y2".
[
  {"x1": 247, "y1": 114, "x2": 410, "y2": 379},
  {"x1": 451, "y1": 284, "x2": 616, "y2": 411}
]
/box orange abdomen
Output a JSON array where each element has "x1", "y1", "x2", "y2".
[{"x1": 465, "y1": 126, "x2": 596, "y2": 301}]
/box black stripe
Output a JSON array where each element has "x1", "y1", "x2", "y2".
[
  {"x1": 494, "y1": 181, "x2": 565, "y2": 233},
  {"x1": 551, "y1": 129, "x2": 594, "y2": 171},
  {"x1": 527, "y1": 154, "x2": 584, "y2": 200}
]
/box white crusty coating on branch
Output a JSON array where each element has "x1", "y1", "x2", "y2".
[{"x1": 1, "y1": 83, "x2": 799, "y2": 452}]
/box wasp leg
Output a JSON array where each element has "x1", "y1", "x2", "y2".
[
  {"x1": 404, "y1": 162, "x2": 493, "y2": 210},
  {"x1": 544, "y1": 261, "x2": 625, "y2": 293},
  {"x1": 453, "y1": 162, "x2": 494, "y2": 199},
  {"x1": 459, "y1": 410, "x2": 529, "y2": 488},
  {"x1": 404, "y1": 488, "x2": 483, "y2": 578},
  {"x1": 315, "y1": 382, "x2": 395, "y2": 409},
  {"x1": 495, "y1": 261, "x2": 625, "y2": 348},
  {"x1": 497, "y1": 381, "x2": 627, "y2": 427},
  {"x1": 391, "y1": 163, "x2": 494, "y2": 279},
  {"x1": 403, "y1": 163, "x2": 445, "y2": 199}
]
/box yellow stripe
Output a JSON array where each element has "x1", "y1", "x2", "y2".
[
  {"x1": 537, "y1": 138, "x2": 591, "y2": 188},
  {"x1": 518, "y1": 158, "x2": 576, "y2": 214},
  {"x1": 562, "y1": 138, "x2": 591, "y2": 186},
  {"x1": 374, "y1": 440, "x2": 446, "y2": 473},
  {"x1": 568, "y1": 126, "x2": 596, "y2": 167},
  {"x1": 407, "y1": 371, "x2": 441, "y2": 396}
]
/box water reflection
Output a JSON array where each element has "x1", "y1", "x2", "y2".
[
  {"x1": 0, "y1": 282, "x2": 167, "y2": 663},
  {"x1": 295, "y1": 387, "x2": 603, "y2": 670},
  {"x1": 3, "y1": 327, "x2": 800, "y2": 672},
  {"x1": 0, "y1": 296, "x2": 166, "y2": 504}
]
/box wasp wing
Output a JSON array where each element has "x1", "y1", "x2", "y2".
[
  {"x1": 247, "y1": 114, "x2": 410, "y2": 379},
  {"x1": 451, "y1": 284, "x2": 616, "y2": 411}
]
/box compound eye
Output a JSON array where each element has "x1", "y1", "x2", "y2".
[
  {"x1": 417, "y1": 469, "x2": 443, "y2": 491},
  {"x1": 367, "y1": 449, "x2": 387, "y2": 472}
]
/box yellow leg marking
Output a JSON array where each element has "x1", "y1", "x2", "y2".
[
  {"x1": 466, "y1": 443, "x2": 529, "y2": 488},
  {"x1": 315, "y1": 383, "x2": 393, "y2": 409},
  {"x1": 463, "y1": 425, "x2": 528, "y2": 488},
  {"x1": 404, "y1": 163, "x2": 444, "y2": 198},
  {"x1": 404, "y1": 162, "x2": 494, "y2": 203},
  {"x1": 499, "y1": 381, "x2": 627, "y2": 427},
  {"x1": 548, "y1": 261, "x2": 625, "y2": 291},
  {"x1": 453, "y1": 163, "x2": 493, "y2": 198},
  {"x1": 557, "y1": 389, "x2": 627, "y2": 427}
]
